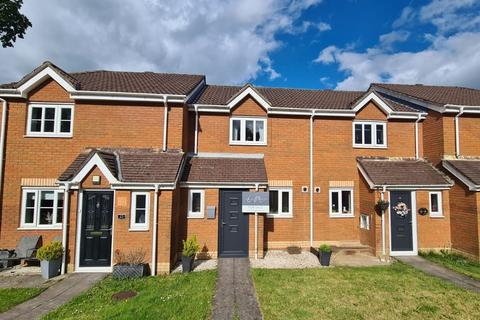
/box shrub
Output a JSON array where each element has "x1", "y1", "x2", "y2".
[
  {"x1": 182, "y1": 235, "x2": 200, "y2": 257},
  {"x1": 37, "y1": 241, "x2": 64, "y2": 261},
  {"x1": 114, "y1": 249, "x2": 146, "y2": 265},
  {"x1": 319, "y1": 244, "x2": 332, "y2": 253}
]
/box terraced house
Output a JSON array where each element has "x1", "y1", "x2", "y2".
[{"x1": 0, "y1": 61, "x2": 478, "y2": 275}]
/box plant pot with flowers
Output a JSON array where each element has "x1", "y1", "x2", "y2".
[
  {"x1": 319, "y1": 244, "x2": 333, "y2": 266},
  {"x1": 112, "y1": 249, "x2": 147, "y2": 279},
  {"x1": 37, "y1": 241, "x2": 64, "y2": 279},
  {"x1": 375, "y1": 199, "x2": 390, "y2": 215},
  {"x1": 182, "y1": 235, "x2": 200, "y2": 273}
]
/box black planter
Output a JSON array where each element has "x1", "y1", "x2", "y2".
[
  {"x1": 319, "y1": 251, "x2": 332, "y2": 266},
  {"x1": 112, "y1": 264, "x2": 146, "y2": 279},
  {"x1": 181, "y1": 255, "x2": 194, "y2": 273}
]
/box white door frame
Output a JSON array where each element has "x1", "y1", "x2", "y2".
[
  {"x1": 75, "y1": 189, "x2": 115, "y2": 273},
  {"x1": 388, "y1": 190, "x2": 418, "y2": 256}
]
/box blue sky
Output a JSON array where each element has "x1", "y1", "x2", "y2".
[{"x1": 1, "y1": 0, "x2": 480, "y2": 90}]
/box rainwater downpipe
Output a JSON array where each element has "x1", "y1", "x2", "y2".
[
  {"x1": 163, "y1": 97, "x2": 168, "y2": 152},
  {"x1": 151, "y1": 184, "x2": 160, "y2": 275},
  {"x1": 455, "y1": 107, "x2": 464, "y2": 158},
  {"x1": 381, "y1": 185, "x2": 386, "y2": 259},
  {"x1": 309, "y1": 111, "x2": 314, "y2": 247},
  {"x1": 415, "y1": 114, "x2": 421, "y2": 159},
  {"x1": 0, "y1": 98, "x2": 7, "y2": 239},
  {"x1": 194, "y1": 105, "x2": 199, "y2": 154},
  {"x1": 61, "y1": 183, "x2": 70, "y2": 275},
  {"x1": 255, "y1": 183, "x2": 259, "y2": 260}
]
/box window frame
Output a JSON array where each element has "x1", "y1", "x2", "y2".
[
  {"x1": 229, "y1": 117, "x2": 267, "y2": 146},
  {"x1": 130, "y1": 191, "x2": 150, "y2": 231},
  {"x1": 329, "y1": 188, "x2": 354, "y2": 218},
  {"x1": 352, "y1": 121, "x2": 387, "y2": 148},
  {"x1": 429, "y1": 191, "x2": 443, "y2": 217},
  {"x1": 20, "y1": 188, "x2": 64, "y2": 229},
  {"x1": 188, "y1": 189, "x2": 205, "y2": 219},
  {"x1": 26, "y1": 103, "x2": 74, "y2": 137},
  {"x1": 267, "y1": 188, "x2": 293, "y2": 218},
  {"x1": 360, "y1": 214, "x2": 370, "y2": 230}
]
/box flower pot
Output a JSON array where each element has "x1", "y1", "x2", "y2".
[
  {"x1": 181, "y1": 255, "x2": 194, "y2": 273},
  {"x1": 319, "y1": 251, "x2": 332, "y2": 266},
  {"x1": 40, "y1": 259, "x2": 61, "y2": 279},
  {"x1": 112, "y1": 264, "x2": 146, "y2": 279}
]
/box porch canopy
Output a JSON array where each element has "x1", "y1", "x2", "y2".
[
  {"x1": 58, "y1": 147, "x2": 184, "y2": 188},
  {"x1": 357, "y1": 157, "x2": 453, "y2": 190},
  {"x1": 181, "y1": 153, "x2": 268, "y2": 187},
  {"x1": 443, "y1": 159, "x2": 480, "y2": 191}
]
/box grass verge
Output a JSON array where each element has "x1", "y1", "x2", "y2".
[
  {"x1": 0, "y1": 287, "x2": 45, "y2": 313},
  {"x1": 43, "y1": 270, "x2": 216, "y2": 320},
  {"x1": 252, "y1": 263, "x2": 480, "y2": 320},
  {"x1": 419, "y1": 250, "x2": 480, "y2": 281}
]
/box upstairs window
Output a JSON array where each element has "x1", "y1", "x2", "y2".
[
  {"x1": 230, "y1": 117, "x2": 266, "y2": 145},
  {"x1": 353, "y1": 121, "x2": 386, "y2": 148},
  {"x1": 20, "y1": 189, "x2": 63, "y2": 229},
  {"x1": 27, "y1": 104, "x2": 73, "y2": 137}
]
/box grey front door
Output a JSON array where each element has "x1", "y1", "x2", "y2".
[
  {"x1": 219, "y1": 190, "x2": 249, "y2": 257},
  {"x1": 390, "y1": 191, "x2": 413, "y2": 252},
  {"x1": 80, "y1": 191, "x2": 114, "y2": 267}
]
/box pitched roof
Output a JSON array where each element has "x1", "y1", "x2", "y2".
[
  {"x1": 1, "y1": 61, "x2": 205, "y2": 96},
  {"x1": 357, "y1": 157, "x2": 452, "y2": 187},
  {"x1": 192, "y1": 85, "x2": 364, "y2": 110},
  {"x1": 59, "y1": 148, "x2": 184, "y2": 184},
  {"x1": 442, "y1": 159, "x2": 480, "y2": 188},
  {"x1": 372, "y1": 83, "x2": 480, "y2": 106},
  {"x1": 374, "y1": 91, "x2": 423, "y2": 113},
  {"x1": 181, "y1": 154, "x2": 268, "y2": 183}
]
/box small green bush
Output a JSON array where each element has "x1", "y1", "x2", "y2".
[
  {"x1": 36, "y1": 241, "x2": 64, "y2": 261},
  {"x1": 182, "y1": 235, "x2": 200, "y2": 257},
  {"x1": 319, "y1": 244, "x2": 332, "y2": 253}
]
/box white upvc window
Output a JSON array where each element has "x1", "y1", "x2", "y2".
[
  {"x1": 268, "y1": 188, "x2": 293, "y2": 218},
  {"x1": 27, "y1": 104, "x2": 74, "y2": 137},
  {"x1": 360, "y1": 214, "x2": 370, "y2": 230},
  {"x1": 353, "y1": 121, "x2": 386, "y2": 148},
  {"x1": 230, "y1": 117, "x2": 267, "y2": 145},
  {"x1": 20, "y1": 189, "x2": 63, "y2": 229},
  {"x1": 329, "y1": 188, "x2": 354, "y2": 218},
  {"x1": 188, "y1": 189, "x2": 204, "y2": 218},
  {"x1": 429, "y1": 191, "x2": 443, "y2": 217},
  {"x1": 130, "y1": 192, "x2": 150, "y2": 230}
]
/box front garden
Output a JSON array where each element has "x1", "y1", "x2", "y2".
[
  {"x1": 419, "y1": 250, "x2": 480, "y2": 281},
  {"x1": 0, "y1": 287, "x2": 45, "y2": 313}
]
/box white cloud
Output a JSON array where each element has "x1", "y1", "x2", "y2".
[
  {"x1": 314, "y1": 0, "x2": 480, "y2": 90},
  {"x1": 0, "y1": 0, "x2": 322, "y2": 85}
]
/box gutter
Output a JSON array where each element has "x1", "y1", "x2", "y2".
[
  {"x1": 309, "y1": 111, "x2": 314, "y2": 247},
  {"x1": 455, "y1": 107, "x2": 464, "y2": 158},
  {"x1": 151, "y1": 184, "x2": 160, "y2": 275}
]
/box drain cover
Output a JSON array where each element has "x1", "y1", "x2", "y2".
[{"x1": 112, "y1": 290, "x2": 137, "y2": 301}]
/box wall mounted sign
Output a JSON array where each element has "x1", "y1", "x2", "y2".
[
  {"x1": 418, "y1": 207, "x2": 428, "y2": 216},
  {"x1": 207, "y1": 206, "x2": 216, "y2": 219},
  {"x1": 242, "y1": 192, "x2": 269, "y2": 213},
  {"x1": 117, "y1": 214, "x2": 126, "y2": 220}
]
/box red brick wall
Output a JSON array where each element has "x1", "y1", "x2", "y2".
[
  {"x1": 416, "y1": 190, "x2": 451, "y2": 250},
  {"x1": 459, "y1": 114, "x2": 480, "y2": 156},
  {"x1": 422, "y1": 110, "x2": 444, "y2": 165}
]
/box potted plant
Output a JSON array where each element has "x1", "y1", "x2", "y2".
[
  {"x1": 182, "y1": 235, "x2": 200, "y2": 273},
  {"x1": 37, "y1": 241, "x2": 64, "y2": 279},
  {"x1": 319, "y1": 244, "x2": 333, "y2": 266},
  {"x1": 112, "y1": 249, "x2": 147, "y2": 279},
  {"x1": 375, "y1": 199, "x2": 390, "y2": 215}
]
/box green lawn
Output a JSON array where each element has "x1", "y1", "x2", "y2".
[
  {"x1": 43, "y1": 270, "x2": 216, "y2": 320},
  {"x1": 253, "y1": 263, "x2": 480, "y2": 320},
  {"x1": 0, "y1": 287, "x2": 45, "y2": 313},
  {"x1": 420, "y1": 250, "x2": 480, "y2": 281}
]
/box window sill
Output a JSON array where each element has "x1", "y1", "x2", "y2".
[
  {"x1": 329, "y1": 214, "x2": 354, "y2": 218},
  {"x1": 18, "y1": 226, "x2": 62, "y2": 230},
  {"x1": 229, "y1": 141, "x2": 267, "y2": 146},
  {"x1": 266, "y1": 214, "x2": 293, "y2": 219},
  {"x1": 187, "y1": 215, "x2": 205, "y2": 219},
  {"x1": 353, "y1": 145, "x2": 387, "y2": 149},
  {"x1": 429, "y1": 215, "x2": 444, "y2": 219},
  {"x1": 129, "y1": 228, "x2": 149, "y2": 232},
  {"x1": 24, "y1": 134, "x2": 73, "y2": 139}
]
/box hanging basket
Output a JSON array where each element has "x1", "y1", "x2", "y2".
[{"x1": 375, "y1": 200, "x2": 390, "y2": 215}]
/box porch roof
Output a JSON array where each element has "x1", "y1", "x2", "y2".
[
  {"x1": 181, "y1": 153, "x2": 268, "y2": 185},
  {"x1": 442, "y1": 159, "x2": 480, "y2": 191},
  {"x1": 58, "y1": 148, "x2": 184, "y2": 184},
  {"x1": 357, "y1": 157, "x2": 453, "y2": 188}
]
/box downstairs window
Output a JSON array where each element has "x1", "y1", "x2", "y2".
[{"x1": 20, "y1": 189, "x2": 63, "y2": 228}]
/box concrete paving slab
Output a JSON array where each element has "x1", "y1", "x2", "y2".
[{"x1": 397, "y1": 256, "x2": 480, "y2": 292}]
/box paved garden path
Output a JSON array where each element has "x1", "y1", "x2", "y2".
[
  {"x1": 212, "y1": 258, "x2": 263, "y2": 320},
  {"x1": 0, "y1": 272, "x2": 106, "y2": 320},
  {"x1": 397, "y1": 256, "x2": 480, "y2": 292}
]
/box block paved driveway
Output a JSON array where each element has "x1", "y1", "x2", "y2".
[{"x1": 212, "y1": 258, "x2": 263, "y2": 320}]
